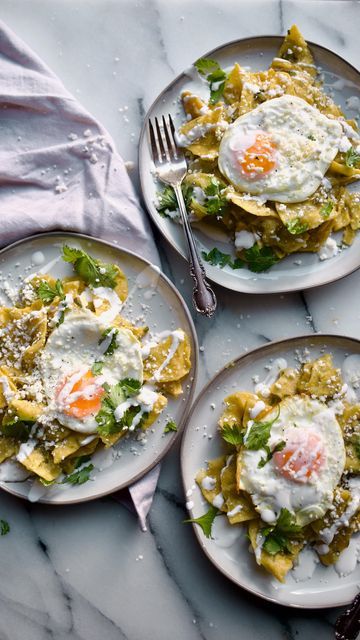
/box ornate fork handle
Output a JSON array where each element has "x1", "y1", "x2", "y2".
[{"x1": 173, "y1": 184, "x2": 217, "y2": 317}]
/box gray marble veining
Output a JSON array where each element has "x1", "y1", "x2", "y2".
[{"x1": 0, "y1": 1, "x2": 360, "y2": 638}]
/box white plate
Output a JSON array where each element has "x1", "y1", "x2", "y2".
[
  {"x1": 0, "y1": 232, "x2": 198, "y2": 504},
  {"x1": 139, "y1": 36, "x2": 360, "y2": 294},
  {"x1": 181, "y1": 334, "x2": 360, "y2": 608}
]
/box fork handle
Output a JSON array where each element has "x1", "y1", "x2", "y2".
[{"x1": 173, "y1": 184, "x2": 217, "y2": 317}]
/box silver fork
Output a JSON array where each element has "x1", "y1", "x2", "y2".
[{"x1": 148, "y1": 115, "x2": 217, "y2": 318}]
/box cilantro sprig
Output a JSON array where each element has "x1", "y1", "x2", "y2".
[
  {"x1": 345, "y1": 146, "x2": 360, "y2": 168},
  {"x1": 62, "y1": 245, "x2": 118, "y2": 289},
  {"x1": 37, "y1": 279, "x2": 65, "y2": 304},
  {"x1": 244, "y1": 245, "x2": 279, "y2": 272},
  {"x1": 62, "y1": 463, "x2": 94, "y2": 486},
  {"x1": 1, "y1": 419, "x2": 35, "y2": 442},
  {"x1": 0, "y1": 520, "x2": 10, "y2": 536},
  {"x1": 99, "y1": 328, "x2": 119, "y2": 356},
  {"x1": 95, "y1": 379, "x2": 143, "y2": 436},
  {"x1": 244, "y1": 408, "x2": 280, "y2": 451},
  {"x1": 261, "y1": 508, "x2": 303, "y2": 555},
  {"x1": 220, "y1": 423, "x2": 244, "y2": 446},
  {"x1": 184, "y1": 505, "x2": 219, "y2": 538},
  {"x1": 201, "y1": 248, "x2": 244, "y2": 270},
  {"x1": 91, "y1": 361, "x2": 104, "y2": 375},
  {"x1": 203, "y1": 178, "x2": 228, "y2": 216},
  {"x1": 164, "y1": 420, "x2": 178, "y2": 434},
  {"x1": 194, "y1": 58, "x2": 227, "y2": 104},
  {"x1": 156, "y1": 184, "x2": 193, "y2": 218},
  {"x1": 258, "y1": 440, "x2": 286, "y2": 469}
]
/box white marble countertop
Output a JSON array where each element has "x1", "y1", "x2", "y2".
[{"x1": 1, "y1": 0, "x2": 360, "y2": 638}]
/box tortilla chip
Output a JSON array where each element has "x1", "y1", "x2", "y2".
[
  {"x1": 196, "y1": 455, "x2": 227, "y2": 511},
  {"x1": 0, "y1": 436, "x2": 18, "y2": 463},
  {"x1": 297, "y1": 354, "x2": 343, "y2": 398},
  {"x1": 220, "y1": 455, "x2": 257, "y2": 523},
  {"x1": 20, "y1": 447, "x2": 61, "y2": 482},
  {"x1": 143, "y1": 331, "x2": 191, "y2": 384},
  {"x1": 218, "y1": 392, "x2": 271, "y2": 431},
  {"x1": 270, "y1": 367, "x2": 300, "y2": 401},
  {"x1": 248, "y1": 519, "x2": 304, "y2": 582}
]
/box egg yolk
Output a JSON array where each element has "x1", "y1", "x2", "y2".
[
  {"x1": 239, "y1": 133, "x2": 276, "y2": 177},
  {"x1": 57, "y1": 370, "x2": 105, "y2": 418},
  {"x1": 273, "y1": 429, "x2": 325, "y2": 483}
]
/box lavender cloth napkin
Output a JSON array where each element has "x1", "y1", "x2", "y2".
[{"x1": 0, "y1": 20, "x2": 161, "y2": 529}]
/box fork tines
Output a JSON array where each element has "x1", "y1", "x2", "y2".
[{"x1": 148, "y1": 114, "x2": 179, "y2": 164}]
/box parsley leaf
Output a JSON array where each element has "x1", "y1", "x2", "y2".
[
  {"x1": 220, "y1": 423, "x2": 244, "y2": 446},
  {"x1": 258, "y1": 440, "x2": 286, "y2": 468},
  {"x1": 245, "y1": 409, "x2": 280, "y2": 451},
  {"x1": 37, "y1": 279, "x2": 65, "y2": 304},
  {"x1": 99, "y1": 328, "x2": 119, "y2": 356},
  {"x1": 244, "y1": 245, "x2": 279, "y2": 273},
  {"x1": 201, "y1": 248, "x2": 244, "y2": 270},
  {"x1": 91, "y1": 361, "x2": 104, "y2": 375},
  {"x1": 194, "y1": 57, "x2": 227, "y2": 104},
  {"x1": 62, "y1": 463, "x2": 94, "y2": 486},
  {"x1": 156, "y1": 184, "x2": 193, "y2": 217},
  {"x1": 286, "y1": 219, "x2": 309, "y2": 235},
  {"x1": 261, "y1": 508, "x2": 303, "y2": 555},
  {"x1": 164, "y1": 420, "x2": 178, "y2": 433},
  {"x1": 184, "y1": 505, "x2": 219, "y2": 538},
  {"x1": 62, "y1": 245, "x2": 118, "y2": 289},
  {"x1": 0, "y1": 520, "x2": 10, "y2": 536},
  {"x1": 345, "y1": 146, "x2": 360, "y2": 168}
]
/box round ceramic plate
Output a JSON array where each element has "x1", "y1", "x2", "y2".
[
  {"x1": 139, "y1": 36, "x2": 360, "y2": 294},
  {"x1": 181, "y1": 334, "x2": 360, "y2": 608},
  {"x1": 0, "y1": 232, "x2": 198, "y2": 504}
]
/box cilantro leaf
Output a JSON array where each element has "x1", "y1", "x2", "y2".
[
  {"x1": 258, "y1": 440, "x2": 286, "y2": 468},
  {"x1": 74, "y1": 455, "x2": 92, "y2": 468},
  {"x1": 194, "y1": 58, "x2": 226, "y2": 104},
  {"x1": 245, "y1": 409, "x2": 280, "y2": 451},
  {"x1": 286, "y1": 219, "x2": 309, "y2": 235},
  {"x1": 95, "y1": 380, "x2": 143, "y2": 436},
  {"x1": 194, "y1": 58, "x2": 221, "y2": 77},
  {"x1": 203, "y1": 178, "x2": 228, "y2": 216},
  {"x1": 244, "y1": 245, "x2": 279, "y2": 273},
  {"x1": 62, "y1": 464, "x2": 94, "y2": 485},
  {"x1": 184, "y1": 505, "x2": 219, "y2": 538},
  {"x1": 164, "y1": 420, "x2": 178, "y2": 433},
  {"x1": 321, "y1": 201, "x2": 333, "y2": 219},
  {"x1": 91, "y1": 361, "x2": 104, "y2": 375},
  {"x1": 99, "y1": 328, "x2": 119, "y2": 356},
  {"x1": 37, "y1": 279, "x2": 65, "y2": 304},
  {"x1": 62, "y1": 245, "x2": 118, "y2": 289},
  {"x1": 0, "y1": 520, "x2": 10, "y2": 536},
  {"x1": 120, "y1": 378, "x2": 142, "y2": 397},
  {"x1": 345, "y1": 146, "x2": 360, "y2": 168},
  {"x1": 1, "y1": 419, "x2": 34, "y2": 442},
  {"x1": 201, "y1": 248, "x2": 244, "y2": 270},
  {"x1": 156, "y1": 184, "x2": 193, "y2": 217},
  {"x1": 220, "y1": 423, "x2": 244, "y2": 446},
  {"x1": 261, "y1": 508, "x2": 303, "y2": 555}
]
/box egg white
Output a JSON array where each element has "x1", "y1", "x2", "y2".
[
  {"x1": 239, "y1": 395, "x2": 346, "y2": 525},
  {"x1": 218, "y1": 95, "x2": 343, "y2": 203},
  {"x1": 39, "y1": 310, "x2": 143, "y2": 433}
]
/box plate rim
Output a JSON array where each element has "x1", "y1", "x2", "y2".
[
  {"x1": 139, "y1": 34, "x2": 360, "y2": 295},
  {"x1": 0, "y1": 231, "x2": 199, "y2": 504},
  {"x1": 180, "y1": 332, "x2": 360, "y2": 609}
]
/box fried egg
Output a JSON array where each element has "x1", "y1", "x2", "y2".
[
  {"x1": 239, "y1": 395, "x2": 346, "y2": 525},
  {"x1": 39, "y1": 310, "x2": 143, "y2": 433},
  {"x1": 218, "y1": 95, "x2": 343, "y2": 203}
]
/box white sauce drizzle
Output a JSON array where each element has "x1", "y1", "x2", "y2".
[
  {"x1": 254, "y1": 358, "x2": 287, "y2": 398},
  {"x1": 201, "y1": 476, "x2": 217, "y2": 491},
  {"x1": 141, "y1": 329, "x2": 185, "y2": 382}
]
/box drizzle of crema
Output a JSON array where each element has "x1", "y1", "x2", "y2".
[
  {"x1": 141, "y1": 329, "x2": 185, "y2": 381},
  {"x1": 254, "y1": 358, "x2": 288, "y2": 398},
  {"x1": 113, "y1": 384, "x2": 158, "y2": 431}
]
